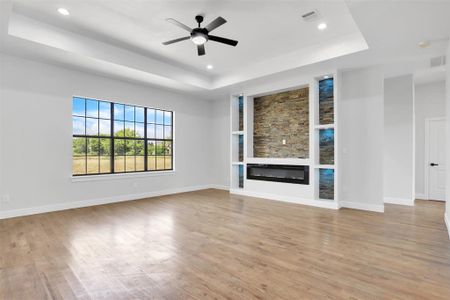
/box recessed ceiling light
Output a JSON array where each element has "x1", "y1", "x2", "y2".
[
  {"x1": 318, "y1": 22, "x2": 327, "y2": 30},
  {"x1": 206, "y1": 64, "x2": 213, "y2": 70},
  {"x1": 418, "y1": 41, "x2": 430, "y2": 48},
  {"x1": 57, "y1": 8, "x2": 70, "y2": 16}
]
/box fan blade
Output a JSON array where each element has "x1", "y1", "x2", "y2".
[
  {"x1": 162, "y1": 36, "x2": 190, "y2": 45},
  {"x1": 166, "y1": 18, "x2": 192, "y2": 32},
  {"x1": 208, "y1": 35, "x2": 238, "y2": 46},
  {"x1": 205, "y1": 17, "x2": 226, "y2": 32},
  {"x1": 197, "y1": 44, "x2": 205, "y2": 56}
]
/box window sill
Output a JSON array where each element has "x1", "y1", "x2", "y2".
[{"x1": 71, "y1": 170, "x2": 176, "y2": 182}]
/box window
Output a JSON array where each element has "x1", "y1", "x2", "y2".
[{"x1": 72, "y1": 97, "x2": 173, "y2": 176}]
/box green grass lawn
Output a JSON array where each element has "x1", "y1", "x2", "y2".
[{"x1": 73, "y1": 156, "x2": 172, "y2": 175}]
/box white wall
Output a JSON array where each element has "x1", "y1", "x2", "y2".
[
  {"x1": 0, "y1": 54, "x2": 215, "y2": 217},
  {"x1": 338, "y1": 67, "x2": 385, "y2": 212},
  {"x1": 383, "y1": 75, "x2": 414, "y2": 205},
  {"x1": 446, "y1": 38, "x2": 450, "y2": 236},
  {"x1": 414, "y1": 81, "x2": 446, "y2": 199}
]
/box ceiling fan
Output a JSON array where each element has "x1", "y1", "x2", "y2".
[{"x1": 162, "y1": 15, "x2": 238, "y2": 56}]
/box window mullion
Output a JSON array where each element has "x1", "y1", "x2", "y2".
[{"x1": 110, "y1": 102, "x2": 115, "y2": 174}]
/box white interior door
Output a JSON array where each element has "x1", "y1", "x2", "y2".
[{"x1": 426, "y1": 118, "x2": 446, "y2": 201}]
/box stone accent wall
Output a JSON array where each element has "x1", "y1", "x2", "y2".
[
  {"x1": 319, "y1": 169, "x2": 334, "y2": 200},
  {"x1": 319, "y1": 79, "x2": 334, "y2": 125},
  {"x1": 253, "y1": 87, "x2": 309, "y2": 158}
]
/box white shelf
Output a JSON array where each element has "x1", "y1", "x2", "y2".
[
  {"x1": 314, "y1": 164, "x2": 335, "y2": 169},
  {"x1": 231, "y1": 162, "x2": 244, "y2": 165},
  {"x1": 231, "y1": 131, "x2": 244, "y2": 135},
  {"x1": 314, "y1": 124, "x2": 335, "y2": 130}
]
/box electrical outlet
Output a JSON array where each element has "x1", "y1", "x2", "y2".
[
  {"x1": 1, "y1": 195, "x2": 11, "y2": 208},
  {"x1": 282, "y1": 139, "x2": 287, "y2": 145}
]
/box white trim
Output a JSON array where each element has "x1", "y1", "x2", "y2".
[
  {"x1": 340, "y1": 201, "x2": 385, "y2": 213},
  {"x1": 71, "y1": 170, "x2": 176, "y2": 182},
  {"x1": 424, "y1": 117, "x2": 446, "y2": 200},
  {"x1": 229, "y1": 189, "x2": 339, "y2": 210},
  {"x1": 445, "y1": 212, "x2": 450, "y2": 240},
  {"x1": 415, "y1": 193, "x2": 427, "y2": 200},
  {"x1": 384, "y1": 197, "x2": 414, "y2": 206},
  {"x1": 209, "y1": 184, "x2": 229, "y2": 191},
  {"x1": 0, "y1": 185, "x2": 221, "y2": 220}
]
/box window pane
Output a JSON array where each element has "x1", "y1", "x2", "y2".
[
  {"x1": 72, "y1": 156, "x2": 86, "y2": 175},
  {"x1": 114, "y1": 139, "x2": 125, "y2": 155},
  {"x1": 135, "y1": 107, "x2": 144, "y2": 122},
  {"x1": 125, "y1": 122, "x2": 135, "y2": 137},
  {"x1": 100, "y1": 138, "x2": 111, "y2": 156},
  {"x1": 99, "y1": 119, "x2": 111, "y2": 136},
  {"x1": 136, "y1": 156, "x2": 145, "y2": 171},
  {"x1": 136, "y1": 140, "x2": 145, "y2": 156},
  {"x1": 147, "y1": 109, "x2": 155, "y2": 123},
  {"x1": 156, "y1": 110, "x2": 164, "y2": 124},
  {"x1": 72, "y1": 117, "x2": 85, "y2": 135},
  {"x1": 115, "y1": 156, "x2": 125, "y2": 172},
  {"x1": 147, "y1": 156, "x2": 156, "y2": 170},
  {"x1": 73, "y1": 137, "x2": 86, "y2": 156},
  {"x1": 156, "y1": 141, "x2": 164, "y2": 155},
  {"x1": 164, "y1": 111, "x2": 172, "y2": 125},
  {"x1": 147, "y1": 140, "x2": 155, "y2": 156},
  {"x1": 165, "y1": 156, "x2": 172, "y2": 169},
  {"x1": 125, "y1": 156, "x2": 135, "y2": 172},
  {"x1": 100, "y1": 156, "x2": 111, "y2": 173},
  {"x1": 136, "y1": 123, "x2": 145, "y2": 138},
  {"x1": 164, "y1": 141, "x2": 172, "y2": 156},
  {"x1": 87, "y1": 138, "x2": 99, "y2": 156},
  {"x1": 99, "y1": 101, "x2": 111, "y2": 119},
  {"x1": 114, "y1": 104, "x2": 124, "y2": 120},
  {"x1": 87, "y1": 156, "x2": 99, "y2": 174},
  {"x1": 125, "y1": 105, "x2": 135, "y2": 122},
  {"x1": 114, "y1": 121, "x2": 124, "y2": 137},
  {"x1": 164, "y1": 126, "x2": 172, "y2": 139},
  {"x1": 147, "y1": 124, "x2": 155, "y2": 138},
  {"x1": 86, "y1": 99, "x2": 98, "y2": 118},
  {"x1": 156, "y1": 156, "x2": 165, "y2": 170},
  {"x1": 72, "y1": 97, "x2": 85, "y2": 116},
  {"x1": 126, "y1": 140, "x2": 135, "y2": 156},
  {"x1": 156, "y1": 125, "x2": 163, "y2": 139},
  {"x1": 86, "y1": 118, "x2": 99, "y2": 136}
]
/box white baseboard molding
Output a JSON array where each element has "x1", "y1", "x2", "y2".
[
  {"x1": 0, "y1": 184, "x2": 224, "y2": 220},
  {"x1": 208, "y1": 184, "x2": 229, "y2": 191},
  {"x1": 384, "y1": 197, "x2": 414, "y2": 206},
  {"x1": 445, "y1": 213, "x2": 450, "y2": 240},
  {"x1": 415, "y1": 193, "x2": 427, "y2": 200},
  {"x1": 340, "y1": 201, "x2": 384, "y2": 213},
  {"x1": 229, "y1": 189, "x2": 339, "y2": 210}
]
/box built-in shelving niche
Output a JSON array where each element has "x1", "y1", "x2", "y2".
[
  {"x1": 315, "y1": 76, "x2": 336, "y2": 201},
  {"x1": 230, "y1": 94, "x2": 245, "y2": 190}
]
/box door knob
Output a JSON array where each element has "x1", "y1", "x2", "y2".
[{"x1": 430, "y1": 163, "x2": 439, "y2": 166}]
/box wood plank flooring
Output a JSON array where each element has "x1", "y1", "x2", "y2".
[{"x1": 1, "y1": 189, "x2": 450, "y2": 299}]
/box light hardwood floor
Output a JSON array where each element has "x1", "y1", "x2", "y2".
[{"x1": 1, "y1": 189, "x2": 450, "y2": 299}]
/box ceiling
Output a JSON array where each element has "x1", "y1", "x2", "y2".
[{"x1": 1, "y1": 0, "x2": 449, "y2": 98}]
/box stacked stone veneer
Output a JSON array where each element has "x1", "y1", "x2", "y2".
[
  {"x1": 319, "y1": 169, "x2": 334, "y2": 200},
  {"x1": 253, "y1": 87, "x2": 309, "y2": 158},
  {"x1": 319, "y1": 79, "x2": 334, "y2": 125}
]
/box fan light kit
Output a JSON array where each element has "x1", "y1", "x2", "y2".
[
  {"x1": 58, "y1": 8, "x2": 69, "y2": 16},
  {"x1": 163, "y1": 15, "x2": 238, "y2": 56}
]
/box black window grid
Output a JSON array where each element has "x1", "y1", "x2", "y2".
[{"x1": 72, "y1": 98, "x2": 173, "y2": 176}]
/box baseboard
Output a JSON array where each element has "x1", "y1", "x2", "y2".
[
  {"x1": 0, "y1": 185, "x2": 223, "y2": 220},
  {"x1": 384, "y1": 197, "x2": 414, "y2": 206},
  {"x1": 445, "y1": 212, "x2": 450, "y2": 240},
  {"x1": 208, "y1": 184, "x2": 229, "y2": 191},
  {"x1": 340, "y1": 201, "x2": 384, "y2": 213},
  {"x1": 229, "y1": 189, "x2": 339, "y2": 210},
  {"x1": 415, "y1": 193, "x2": 427, "y2": 200}
]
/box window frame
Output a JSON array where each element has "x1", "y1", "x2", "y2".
[{"x1": 72, "y1": 96, "x2": 174, "y2": 177}]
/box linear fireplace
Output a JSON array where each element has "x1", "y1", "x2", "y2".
[{"x1": 247, "y1": 164, "x2": 309, "y2": 185}]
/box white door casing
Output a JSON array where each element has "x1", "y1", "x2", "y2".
[{"x1": 425, "y1": 118, "x2": 446, "y2": 201}]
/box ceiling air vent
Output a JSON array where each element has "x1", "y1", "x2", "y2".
[
  {"x1": 302, "y1": 10, "x2": 320, "y2": 22},
  {"x1": 430, "y1": 55, "x2": 446, "y2": 68}
]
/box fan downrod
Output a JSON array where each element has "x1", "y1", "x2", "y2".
[{"x1": 195, "y1": 15, "x2": 204, "y2": 27}]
